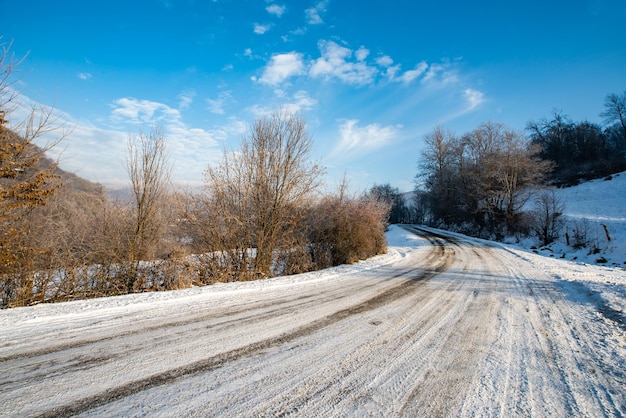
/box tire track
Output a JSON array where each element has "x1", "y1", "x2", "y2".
[
  {"x1": 0, "y1": 278, "x2": 378, "y2": 363},
  {"x1": 30, "y1": 231, "x2": 453, "y2": 418}
]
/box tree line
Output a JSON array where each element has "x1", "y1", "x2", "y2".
[
  {"x1": 0, "y1": 44, "x2": 389, "y2": 308},
  {"x1": 415, "y1": 91, "x2": 626, "y2": 242}
]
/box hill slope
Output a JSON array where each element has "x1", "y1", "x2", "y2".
[{"x1": 530, "y1": 172, "x2": 626, "y2": 267}]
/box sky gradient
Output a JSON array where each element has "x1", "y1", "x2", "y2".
[{"x1": 2, "y1": 0, "x2": 625, "y2": 192}]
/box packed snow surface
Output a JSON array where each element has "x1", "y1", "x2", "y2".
[{"x1": 2, "y1": 224, "x2": 625, "y2": 416}]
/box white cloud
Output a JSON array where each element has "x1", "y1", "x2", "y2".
[
  {"x1": 254, "y1": 39, "x2": 452, "y2": 88},
  {"x1": 398, "y1": 61, "x2": 428, "y2": 84},
  {"x1": 266, "y1": 4, "x2": 286, "y2": 17},
  {"x1": 305, "y1": 0, "x2": 328, "y2": 24},
  {"x1": 421, "y1": 61, "x2": 458, "y2": 86},
  {"x1": 355, "y1": 46, "x2": 369, "y2": 62},
  {"x1": 244, "y1": 48, "x2": 253, "y2": 57},
  {"x1": 110, "y1": 98, "x2": 181, "y2": 124},
  {"x1": 206, "y1": 91, "x2": 233, "y2": 115},
  {"x1": 246, "y1": 90, "x2": 317, "y2": 117},
  {"x1": 57, "y1": 114, "x2": 223, "y2": 187},
  {"x1": 463, "y1": 88, "x2": 485, "y2": 110},
  {"x1": 258, "y1": 52, "x2": 305, "y2": 85},
  {"x1": 246, "y1": 104, "x2": 274, "y2": 119},
  {"x1": 329, "y1": 119, "x2": 400, "y2": 160},
  {"x1": 178, "y1": 90, "x2": 195, "y2": 110},
  {"x1": 284, "y1": 90, "x2": 317, "y2": 113},
  {"x1": 376, "y1": 55, "x2": 393, "y2": 67},
  {"x1": 9, "y1": 92, "x2": 233, "y2": 187},
  {"x1": 107, "y1": 98, "x2": 240, "y2": 185},
  {"x1": 77, "y1": 72, "x2": 92, "y2": 80},
  {"x1": 254, "y1": 23, "x2": 272, "y2": 34},
  {"x1": 309, "y1": 40, "x2": 378, "y2": 86},
  {"x1": 422, "y1": 63, "x2": 443, "y2": 83},
  {"x1": 273, "y1": 88, "x2": 287, "y2": 98},
  {"x1": 208, "y1": 117, "x2": 248, "y2": 142},
  {"x1": 384, "y1": 65, "x2": 401, "y2": 80}
]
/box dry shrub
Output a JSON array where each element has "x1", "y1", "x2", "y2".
[{"x1": 308, "y1": 191, "x2": 390, "y2": 268}]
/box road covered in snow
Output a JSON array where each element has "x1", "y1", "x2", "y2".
[{"x1": 1, "y1": 225, "x2": 625, "y2": 417}]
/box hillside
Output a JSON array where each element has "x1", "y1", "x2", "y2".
[
  {"x1": 2, "y1": 128, "x2": 103, "y2": 196},
  {"x1": 527, "y1": 172, "x2": 626, "y2": 267}
]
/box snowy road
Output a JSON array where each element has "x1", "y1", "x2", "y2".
[{"x1": 1, "y1": 226, "x2": 625, "y2": 417}]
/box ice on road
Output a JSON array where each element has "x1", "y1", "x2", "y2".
[{"x1": 1, "y1": 225, "x2": 625, "y2": 417}]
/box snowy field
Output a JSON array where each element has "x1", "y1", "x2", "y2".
[
  {"x1": 1, "y1": 222, "x2": 625, "y2": 416},
  {"x1": 527, "y1": 171, "x2": 626, "y2": 268}
]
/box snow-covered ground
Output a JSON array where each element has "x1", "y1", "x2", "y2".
[
  {"x1": 524, "y1": 171, "x2": 626, "y2": 268},
  {"x1": 1, "y1": 223, "x2": 625, "y2": 416}
]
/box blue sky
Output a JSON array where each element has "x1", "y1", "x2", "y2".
[{"x1": 2, "y1": 0, "x2": 625, "y2": 192}]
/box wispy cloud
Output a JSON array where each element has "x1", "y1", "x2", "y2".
[
  {"x1": 309, "y1": 40, "x2": 378, "y2": 86},
  {"x1": 376, "y1": 56, "x2": 401, "y2": 80},
  {"x1": 433, "y1": 87, "x2": 488, "y2": 126},
  {"x1": 266, "y1": 4, "x2": 286, "y2": 17},
  {"x1": 105, "y1": 97, "x2": 243, "y2": 185},
  {"x1": 255, "y1": 52, "x2": 305, "y2": 85},
  {"x1": 208, "y1": 117, "x2": 248, "y2": 143},
  {"x1": 374, "y1": 56, "x2": 429, "y2": 84},
  {"x1": 305, "y1": 0, "x2": 328, "y2": 24},
  {"x1": 110, "y1": 98, "x2": 181, "y2": 124},
  {"x1": 284, "y1": 90, "x2": 317, "y2": 113},
  {"x1": 463, "y1": 88, "x2": 485, "y2": 111},
  {"x1": 398, "y1": 61, "x2": 428, "y2": 84},
  {"x1": 246, "y1": 90, "x2": 317, "y2": 118},
  {"x1": 206, "y1": 91, "x2": 234, "y2": 115},
  {"x1": 253, "y1": 23, "x2": 272, "y2": 34},
  {"x1": 329, "y1": 119, "x2": 401, "y2": 160},
  {"x1": 77, "y1": 72, "x2": 92, "y2": 80},
  {"x1": 178, "y1": 90, "x2": 195, "y2": 110},
  {"x1": 421, "y1": 61, "x2": 458, "y2": 87}
]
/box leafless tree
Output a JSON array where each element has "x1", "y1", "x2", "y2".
[
  {"x1": 418, "y1": 125, "x2": 461, "y2": 224},
  {"x1": 126, "y1": 127, "x2": 171, "y2": 266},
  {"x1": 531, "y1": 190, "x2": 565, "y2": 246},
  {"x1": 419, "y1": 122, "x2": 551, "y2": 237},
  {"x1": 460, "y1": 122, "x2": 551, "y2": 234},
  {"x1": 601, "y1": 91, "x2": 626, "y2": 144},
  {"x1": 203, "y1": 110, "x2": 324, "y2": 279}
]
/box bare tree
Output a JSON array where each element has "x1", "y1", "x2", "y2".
[
  {"x1": 459, "y1": 122, "x2": 551, "y2": 234},
  {"x1": 204, "y1": 110, "x2": 324, "y2": 279},
  {"x1": 368, "y1": 183, "x2": 408, "y2": 224},
  {"x1": 126, "y1": 127, "x2": 171, "y2": 266},
  {"x1": 530, "y1": 190, "x2": 565, "y2": 246},
  {"x1": 419, "y1": 122, "x2": 552, "y2": 237},
  {"x1": 418, "y1": 125, "x2": 461, "y2": 224},
  {"x1": 601, "y1": 91, "x2": 626, "y2": 144}
]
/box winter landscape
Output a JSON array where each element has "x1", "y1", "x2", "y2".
[
  {"x1": 2, "y1": 1, "x2": 625, "y2": 416},
  {"x1": 1, "y1": 173, "x2": 625, "y2": 416}
]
